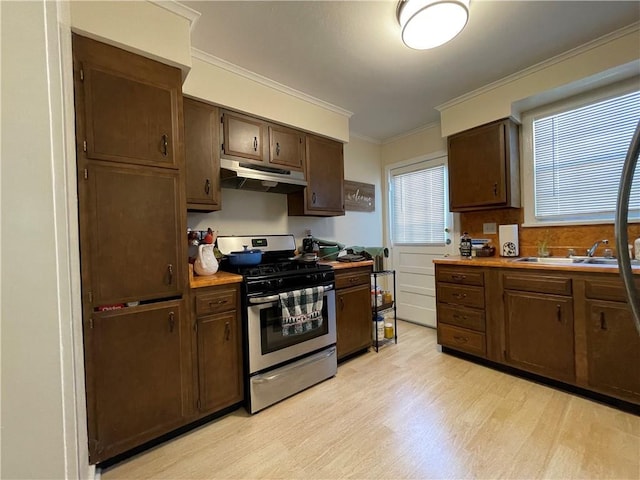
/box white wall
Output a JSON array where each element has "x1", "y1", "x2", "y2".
[
  {"x1": 438, "y1": 25, "x2": 640, "y2": 136},
  {"x1": 188, "y1": 136, "x2": 384, "y2": 250},
  {"x1": 69, "y1": 0, "x2": 193, "y2": 74},
  {"x1": 1, "y1": 1, "x2": 84, "y2": 478}
]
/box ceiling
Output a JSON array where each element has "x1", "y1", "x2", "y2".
[{"x1": 181, "y1": 1, "x2": 639, "y2": 142}]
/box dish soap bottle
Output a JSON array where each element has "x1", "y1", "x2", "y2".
[{"x1": 460, "y1": 232, "x2": 472, "y2": 258}]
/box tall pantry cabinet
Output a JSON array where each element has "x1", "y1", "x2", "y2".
[{"x1": 72, "y1": 35, "x2": 190, "y2": 463}]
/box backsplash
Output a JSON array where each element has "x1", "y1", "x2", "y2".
[{"x1": 460, "y1": 207, "x2": 640, "y2": 257}]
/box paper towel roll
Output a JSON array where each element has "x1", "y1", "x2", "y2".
[{"x1": 499, "y1": 224, "x2": 519, "y2": 257}]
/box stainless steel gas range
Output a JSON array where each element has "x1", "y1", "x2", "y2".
[{"x1": 217, "y1": 234, "x2": 337, "y2": 413}]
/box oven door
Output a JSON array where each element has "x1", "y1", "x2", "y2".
[{"x1": 247, "y1": 285, "x2": 336, "y2": 374}]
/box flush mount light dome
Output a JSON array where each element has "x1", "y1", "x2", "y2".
[{"x1": 397, "y1": 0, "x2": 470, "y2": 50}]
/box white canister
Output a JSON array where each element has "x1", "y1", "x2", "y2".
[{"x1": 635, "y1": 238, "x2": 640, "y2": 261}]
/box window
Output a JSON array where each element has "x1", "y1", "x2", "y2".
[
  {"x1": 522, "y1": 84, "x2": 640, "y2": 226},
  {"x1": 391, "y1": 163, "x2": 446, "y2": 244}
]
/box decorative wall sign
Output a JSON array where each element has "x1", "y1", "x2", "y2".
[{"x1": 344, "y1": 180, "x2": 375, "y2": 212}]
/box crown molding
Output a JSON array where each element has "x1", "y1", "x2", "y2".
[
  {"x1": 381, "y1": 121, "x2": 441, "y2": 145},
  {"x1": 349, "y1": 132, "x2": 382, "y2": 144},
  {"x1": 191, "y1": 48, "x2": 353, "y2": 118},
  {"x1": 436, "y1": 22, "x2": 640, "y2": 112},
  {"x1": 149, "y1": 1, "x2": 201, "y2": 32}
]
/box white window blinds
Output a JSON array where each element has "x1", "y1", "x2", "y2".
[
  {"x1": 392, "y1": 165, "x2": 445, "y2": 244},
  {"x1": 533, "y1": 90, "x2": 640, "y2": 222}
]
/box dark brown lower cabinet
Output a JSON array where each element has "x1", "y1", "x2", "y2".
[
  {"x1": 336, "y1": 284, "x2": 372, "y2": 359},
  {"x1": 586, "y1": 300, "x2": 640, "y2": 403},
  {"x1": 504, "y1": 291, "x2": 575, "y2": 382},
  {"x1": 84, "y1": 300, "x2": 190, "y2": 463},
  {"x1": 335, "y1": 266, "x2": 373, "y2": 360},
  {"x1": 192, "y1": 285, "x2": 243, "y2": 414}
]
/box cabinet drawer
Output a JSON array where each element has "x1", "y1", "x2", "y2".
[
  {"x1": 503, "y1": 273, "x2": 572, "y2": 295},
  {"x1": 437, "y1": 284, "x2": 485, "y2": 308},
  {"x1": 437, "y1": 304, "x2": 485, "y2": 332},
  {"x1": 585, "y1": 277, "x2": 640, "y2": 302},
  {"x1": 335, "y1": 269, "x2": 370, "y2": 289},
  {"x1": 438, "y1": 324, "x2": 486, "y2": 357},
  {"x1": 436, "y1": 268, "x2": 484, "y2": 286},
  {"x1": 195, "y1": 288, "x2": 238, "y2": 316}
]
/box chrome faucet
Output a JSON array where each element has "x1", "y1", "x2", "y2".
[{"x1": 587, "y1": 239, "x2": 609, "y2": 257}]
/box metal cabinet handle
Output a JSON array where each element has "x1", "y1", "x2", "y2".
[
  {"x1": 599, "y1": 311, "x2": 607, "y2": 330},
  {"x1": 452, "y1": 314, "x2": 468, "y2": 321},
  {"x1": 556, "y1": 304, "x2": 562, "y2": 323},
  {"x1": 224, "y1": 321, "x2": 230, "y2": 341},
  {"x1": 205, "y1": 178, "x2": 211, "y2": 194},
  {"x1": 253, "y1": 136, "x2": 258, "y2": 151},
  {"x1": 209, "y1": 299, "x2": 227, "y2": 307},
  {"x1": 276, "y1": 142, "x2": 280, "y2": 156},
  {"x1": 161, "y1": 134, "x2": 168, "y2": 157},
  {"x1": 493, "y1": 182, "x2": 498, "y2": 196},
  {"x1": 339, "y1": 296, "x2": 344, "y2": 310},
  {"x1": 451, "y1": 274, "x2": 466, "y2": 281},
  {"x1": 452, "y1": 293, "x2": 467, "y2": 299},
  {"x1": 312, "y1": 192, "x2": 317, "y2": 204},
  {"x1": 167, "y1": 264, "x2": 174, "y2": 284},
  {"x1": 168, "y1": 311, "x2": 175, "y2": 332}
]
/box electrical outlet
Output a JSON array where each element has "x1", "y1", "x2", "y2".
[{"x1": 483, "y1": 222, "x2": 497, "y2": 235}]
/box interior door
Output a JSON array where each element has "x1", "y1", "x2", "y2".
[{"x1": 388, "y1": 155, "x2": 455, "y2": 327}]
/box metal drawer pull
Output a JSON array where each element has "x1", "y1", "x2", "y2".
[
  {"x1": 452, "y1": 314, "x2": 468, "y2": 320},
  {"x1": 451, "y1": 274, "x2": 466, "y2": 280},
  {"x1": 253, "y1": 136, "x2": 258, "y2": 151},
  {"x1": 205, "y1": 178, "x2": 211, "y2": 194},
  {"x1": 453, "y1": 335, "x2": 468, "y2": 343},
  {"x1": 168, "y1": 311, "x2": 175, "y2": 332},
  {"x1": 224, "y1": 321, "x2": 230, "y2": 341},
  {"x1": 161, "y1": 134, "x2": 168, "y2": 156},
  {"x1": 452, "y1": 293, "x2": 467, "y2": 299},
  {"x1": 209, "y1": 299, "x2": 228, "y2": 307},
  {"x1": 556, "y1": 304, "x2": 562, "y2": 322},
  {"x1": 167, "y1": 264, "x2": 174, "y2": 284},
  {"x1": 276, "y1": 142, "x2": 280, "y2": 156},
  {"x1": 599, "y1": 311, "x2": 607, "y2": 330}
]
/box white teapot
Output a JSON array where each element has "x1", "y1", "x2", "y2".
[{"x1": 194, "y1": 243, "x2": 218, "y2": 276}]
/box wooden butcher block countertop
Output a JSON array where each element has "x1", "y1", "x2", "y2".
[
  {"x1": 433, "y1": 255, "x2": 640, "y2": 275},
  {"x1": 189, "y1": 265, "x2": 243, "y2": 289}
]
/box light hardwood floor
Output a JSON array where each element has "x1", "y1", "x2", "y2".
[{"x1": 102, "y1": 321, "x2": 639, "y2": 479}]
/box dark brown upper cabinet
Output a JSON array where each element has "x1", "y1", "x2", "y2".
[
  {"x1": 288, "y1": 134, "x2": 345, "y2": 216},
  {"x1": 269, "y1": 124, "x2": 305, "y2": 171},
  {"x1": 221, "y1": 110, "x2": 269, "y2": 164},
  {"x1": 73, "y1": 36, "x2": 182, "y2": 169},
  {"x1": 447, "y1": 118, "x2": 520, "y2": 212},
  {"x1": 184, "y1": 98, "x2": 221, "y2": 211}
]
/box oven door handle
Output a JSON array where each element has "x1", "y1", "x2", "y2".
[{"x1": 248, "y1": 284, "x2": 334, "y2": 304}]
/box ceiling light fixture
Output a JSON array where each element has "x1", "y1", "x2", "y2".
[{"x1": 397, "y1": 0, "x2": 470, "y2": 50}]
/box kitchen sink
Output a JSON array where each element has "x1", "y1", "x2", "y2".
[
  {"x1": 512, "y1": 256, "x2": 640, "y2": 266},
  {"x1": 511, "y1": 256, "x2": 587, "y2": 265}
]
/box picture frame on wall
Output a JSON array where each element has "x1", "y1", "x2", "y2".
[{"x1": 344, "y1": 180, "x2": 375, "y2": 212}]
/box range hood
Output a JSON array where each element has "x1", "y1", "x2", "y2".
[{"x1": 220, "y1": 158, "x2": 307, "y2": 194}]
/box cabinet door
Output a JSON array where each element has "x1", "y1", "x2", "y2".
[
  {"x1": 586, "y1": 300, "x2": 640, "y2": 402},
  {"x1": 73, "y1": 35, "x2": 181, "y2": 169},
  {"x1": 197, "y1": 311, "x2": 244, "y2": 413},
  {"x1": 222, "y1": 111, "x2": 267, "y2": 162},
  {"x1": 504, "y1": 291, "x2": 575, "y2": 382},
  {"x1": 269, "y1": 125, "x2": 304, "y2": 171},
  {"x1": 448, "y1": 119, "x2": 519, "y2": 211},
  {"x1": 84, "y1": 301, "x2": 188, "y2": 463},
  {"x1": 288, "y1": 134, "x2": 344, "y2": 216},
  {"x1": 79, "y1": 162, "x2": 183, "y2": 305},
  {"x1": 184, "y1": 99, "x2": 221, "y2": 211},
  {"x1": 336, "y1": 284, "x2": 372, "y2": 359}
]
